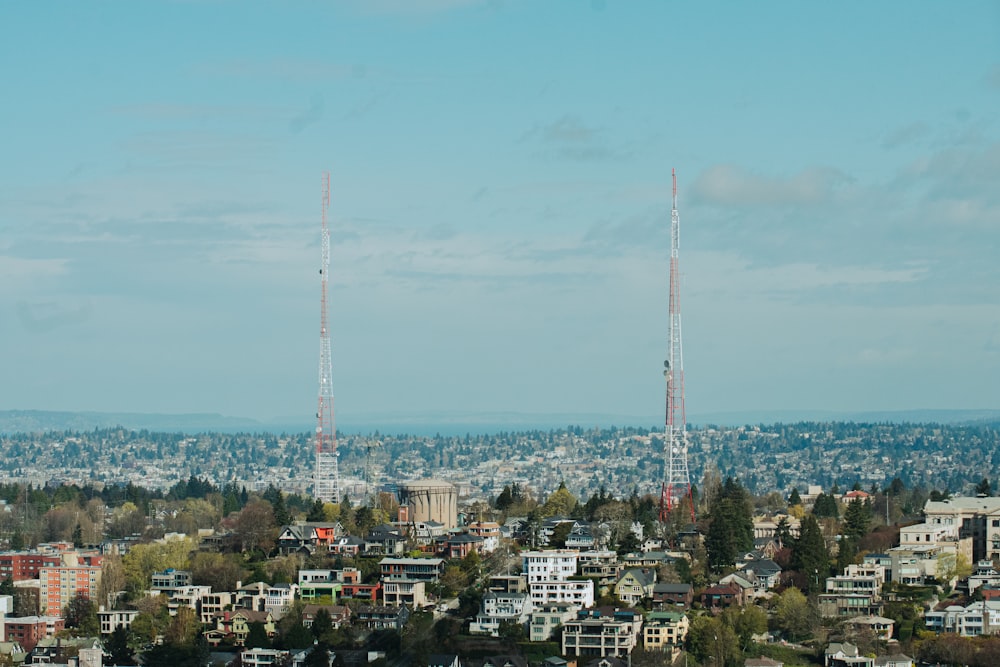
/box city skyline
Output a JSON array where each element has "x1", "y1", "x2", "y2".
[{"x1": 2, "y1": 1, "x2": 998, "y2": 424}]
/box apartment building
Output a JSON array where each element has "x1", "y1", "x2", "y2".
[
  {"x1": 642, "y1": 611, "x2": 688, "y2": 651},
  {"x1": 3, "y1": 616, "x2": 64, "y2": 652},
  {"x1": 521, "y1": 550, "x2": 578, "y2": 583},
  {"x1": 38, "y1": 560, "x2": 101, "y2": 617},
  {"x1": 529, "y1": 603, "x2": 578, "y2": 642},
  {"x1": 561, "y1": 608, "x2": 642, "y2": 658}
]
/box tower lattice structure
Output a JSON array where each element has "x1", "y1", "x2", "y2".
[
  {"x1": 660, "y1": 168, "x2": 694, "y2": 523},
  {"x1": 314, "y1": 172, "x2": 340, "y2": 503}
]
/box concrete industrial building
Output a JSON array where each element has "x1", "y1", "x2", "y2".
[{"x1": 398, "y1": 480, "x2": 458, "y2": 530}]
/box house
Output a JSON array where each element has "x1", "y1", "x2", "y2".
[
  {"x1": 873, "y1": 655, "x2": 913, "y2": 667},
  {"x1": 824, "y1": 642, "x2": 874, "y2": 667},
  {"x1": 562, "y1": 608, "x2": 643, "y2": 658},
  {"x1": 205, "y1": 609, "x2": 276, "y2": 647},
  {"x1": 298, "y1": 569, "x2": 344, "y2": 601},
  {"x1": 276, "y1": 525, "x2": 317, "y2": 555},
  {"x1": 242, "y1": 648, "x2": 291, "y2": 667},
  {"x1": 235, "y1": 581, "x2": 299, "y2": 618},
  {"x1": 355, "y1": 605, "x2": 410, "y2": 631},
  {"x1": 97, "y1": 609, "x2": 138, "y2": 635},
  {"x1": 466, "y1": 521, "x2": 502, "y2": 553},
  {"x1": 382, "y1": 579, "x2": 427, "y2": 608},
  {"x1": 700, "y1": 582, "x2": 746, "y2": 610},
  {"x1": 300, "y1": 604, "x2": 351, "y2": 629},
  {"x1": 329, "y1": 535, "x2": 366, "y2": 556},
  {"x1": 379, "y1": 557, "x2": 446, "y2": 582},
  {"x1": 614, "y1": 569, "x2": 656, "y2": 606},
  {"x1": 566, "y1": 524, "x2": 596, "y2": 550},
  {"x1": 150, "y1": 568, "x2": 192, "y2": 590},
  {"x1": 470, "y1": 591, "x2": 533, "y2": 637},
  {"x1": 3, "y1": 617, "x2": 64, "y2": 652},
  {"x1": 651, "y1": 583, "x2": 692, "y2": 609},
  {"x1": 365, "y1": 525, "x2": 407, "y2": 556},
  {"x1": 737, "y1": 557, "x2": 782, "y2": 592},
  {"x1": 745, "y1": 657, "x2": 784, "y2": 667},
  {"x1": 924, "y1": 600, "x2": 1000, "y2": 636},
  {"x1": 480, "y1": 656, "x2": 529, "y2": 667},
  {"x1": 340, "y1": 581, "x2": 381, "y2": 602},
  {"x1": 438, "y1": 533, "x2": 483, "y2": 559},
  {"x1": 642, "y1": 611, "x2": 688, "y2": 651},
  {"x1": 718, "y1": 573, "x2": 758, "y2": 601},
  {"x1": 426, "y1": 655, "x2": 460, "y2": 667},
  {"x1": 578, "y1": 551, "x2": 622, "y2": 593},
  {"x1": 522, "y1": 550, "x2": 579, "y2": 582},
  {"x1": 529, "y1": 578, "x2": 595, "y2": 608},
  {"x1": 621, "y1": 552, "x2": 675, "y2": 569},
  {"x1": 843, "y1": 615, "x2": 894, "y2": 641},
  {"x1": 529, "y1": 603, "x2": 578, "y2": 642}
]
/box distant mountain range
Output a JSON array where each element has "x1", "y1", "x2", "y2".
[{"x1": 1, "y1": 408, "x2": 998, "y2": 436}]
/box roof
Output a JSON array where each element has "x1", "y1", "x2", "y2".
[
  {"x1": 745, "y1": 658, "x2": 784, "y2": 667},
  {"x1": 653, "y1": 582, "x2": 692, "y2": 593},
  {"x1": 619, "y1": 568, "x2": 656, "y2": 587},
  {"x1": 644, "y1": 611, "x2": 685, "y2": 622}
]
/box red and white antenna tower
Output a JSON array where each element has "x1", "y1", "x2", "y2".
[
  {"x1": 314, "y1": 172, "x2": 340, "y2": 503},
  {"x1": 660, "y1": 168, "x2": 694, "y2": 523}
]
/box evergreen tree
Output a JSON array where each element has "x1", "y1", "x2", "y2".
[
  {"x1": 306, "y1": 499, "x2": 327, "y2": 522},
  {"x1": 791, "y1": 514, "x2": 829, "y2": 593},
  {"x1": 245, "y1": 621, "x2": 271, "y2": 649},
  {"x1": 282, "y1": 620, "x2": 314, "y2": 650},
  {"x1": 311, "y1": 608, "x2": 332, "y2": 641},
  {"x1": 813, "y1": 493, "x2": 840, "y2": 519},
  {"x1": 303, "y1": 645, "x2": 330, "y2": 667},
  {"x1": 843, "y1": 498, "x2": 871, "y2": 539},
  {"x1": 705, "y1": 477, "x2": 753, "y2": 571},
  {"x1": 977, "y1": 478, "x2": 992, "y2": 497},
  {"x1": 788, "y1": 487, "x2": 802, "y2": 505},
  {"x1": 495, "y1": 485, "x2": 513, "y2": 511},
  {"x1": 105, "y1": 626, "x2": 134, "y2": 665}
]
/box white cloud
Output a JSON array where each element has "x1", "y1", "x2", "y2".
[{"x1": 690, "y1": 164, "x2": 851, "y2": 207}]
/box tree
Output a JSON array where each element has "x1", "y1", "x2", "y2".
[
  {"x1": 303, "y1": 645, "x2": 330, "y2": 667},
  {"x1": 977, "y1": 478, "x2": 993, "y2": 497},
  {"x1": 705, "y1": 478, "x2": 753, "y2": 571},
  {"x1": 773, "y1": 587, "x2": 817, "y2": 642},
  {"x1": 164, "y1": 605, "x2": 200, "y2": 647},
  {"x1": 497, "y1": 619, "x2": 526, "y2": 641},
  {"x1": 311, "y1": 608, "x2": 333, "y2": 641},
  {"x1": 64, "y1": 593, "x2": 99, "y2": 636},
  {"x1": 721, "y1": 604, "x2": 767, "y2": 652},
  {"x1": 105, "y1": 626, "x2": 135, "y2": 666},
  {"x1": 235, "y1": 500, "x2": 277, "y2": 553},
  {"x1": 245, "y1": 620, "x2": 271, "y2": 649},
  {"x1": 306, "y1": 500, "x2": 327, "y2": 522},
  {"x1": 843, "y1": 498, "x2": 871, "y2": 539},
  {"x1": 791, "y1": 514, "x2": 829, "y2": 593},
  {"x1": 495, "y1": 485, "x2": 514, "y2": 511},
  {"x1": 548, "y1": 521, "x2": 573, "y2": 548},
  {"x1": 541, "y1": 481, "x2": 577, "y2": 518},
  {"x1": 788, "y1": 488, "x2": 802, "y2": 506},
  {"x1": 812, "y1": 493, "x2": 839, "y2": 519},
  {"x1": 283, "y1": 620, "x2": 314, "y2": 650},
  {"x1": 775, "y1": 516, "x2": 792, "y2": 548},
  {"x1": 685, "y1": 614, "x2": 737, "y2": 666}
]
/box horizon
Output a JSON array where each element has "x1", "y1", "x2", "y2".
[{"x1": 2, "y1": 1, "x2": 998, "y2": 421}]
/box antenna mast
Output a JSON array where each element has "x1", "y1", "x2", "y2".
[
  {"x1": 660, "y1": 168, "x2": 694, "y2": 524},
  {"x1": 314, "y1": 172, "x2": 340, "y2": 503}
]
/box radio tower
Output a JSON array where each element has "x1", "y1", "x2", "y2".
[
  {"x1": 314, "y1": 172, "x2": 340, "y2": 503},
  {"x1": 659, "y1": 168, "x2": 694, "y2": 524}
]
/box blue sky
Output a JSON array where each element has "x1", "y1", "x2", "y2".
[{"x1": 2, "y1": 0, "x2": 998, "y2": 425}]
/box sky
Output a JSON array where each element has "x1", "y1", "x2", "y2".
[{"x1": 1, "y1": 1, "x2": 999, "y2": 427}]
